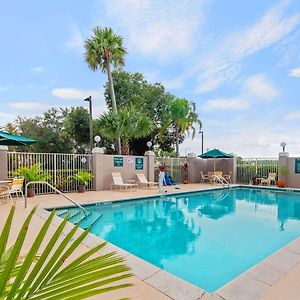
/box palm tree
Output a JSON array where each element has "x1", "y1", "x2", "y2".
[
  {"x1": 96, "y1": 106, "x2": 154, "y2": 155},
  {"x1": 165, "y1": 98, "x2": 202, "y2": 157},
  {"x1": 84, "y1": 26, "x2": 126, "y2": 154}
]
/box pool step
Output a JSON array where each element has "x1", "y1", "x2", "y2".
[
  {"x1": 56, "y1": 210, "x2": 69, "y2": 218},
  {"x1": 69, "y1": 211, "x2": 87, "y2": 224},
  {"x1": 80, "y1": 212, "x2": 103, "y2": 230}
]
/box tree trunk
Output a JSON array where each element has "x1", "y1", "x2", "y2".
[
  {"x1": 106, "y1": 58, "x2": 122, "y2": 154},
  {"x1": 175, "y1": 127, "x2": 179, "y2": 157}
]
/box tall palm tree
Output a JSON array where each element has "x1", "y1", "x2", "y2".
[
  {"x1": 166, "y1": 98, "x2": 202, "y2": 157},
  {"x1": 95, "y1": 106, "x2": 154, "y2": 155},
  {"x1": 84, "y1": 26, "x2": 126, "y2": 154}
]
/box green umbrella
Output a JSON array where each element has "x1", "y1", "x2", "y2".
[
  {"x1": 0, "y1": 131, "x2": 37, "y2": 146},
  {"x1": 198, "y1": 149, "x2": 233, "y2": 172}
]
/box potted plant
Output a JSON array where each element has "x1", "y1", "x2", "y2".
[
  {"x1": 182, "y1": 162, "x2": 189, "y2": 184},
  {"x1": 16, "y1": 164, "x2": 50, "y2": 197},
  {"x1": 277, "y1": 165, "x2": 289, "y2": 188},
  {"x1": 68, "y1": 171, "x2": 93, "y2": 193}
]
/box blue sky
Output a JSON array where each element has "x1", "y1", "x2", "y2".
[{"x1": 0, "y1": 0, "x2": 300, "y2": 156}]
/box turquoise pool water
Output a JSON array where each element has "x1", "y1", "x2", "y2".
[{"x1": 56, "y1": 187, "x2": 300, "y2": 292}]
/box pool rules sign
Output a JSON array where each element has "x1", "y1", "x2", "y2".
[{"x1": 135, "y1": 157, "x2": 144, "y2": 170}]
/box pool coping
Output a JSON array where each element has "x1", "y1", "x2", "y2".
[{"x1": 37, "y1": 185, "x2": 300, "y2": 300}]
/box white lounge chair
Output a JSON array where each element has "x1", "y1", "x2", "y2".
[
  {"x1": 110, "y1": 173, "x2": 138, "y2": 191},
  {"x1": 136, "y1": 173, "x2": 158, "y2": 189},
  {"x1": 260, "y1": 173, "x2": 277, "y2": 186}
]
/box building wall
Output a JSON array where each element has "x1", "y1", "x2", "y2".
[{"x1": 286, "y1": 157, "x2": 300, "y2": 188}]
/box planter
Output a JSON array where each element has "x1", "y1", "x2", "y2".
[
  {"x1": 277, "y1": 180, "x2": 286, "y2": 188},
  {"x1": 183, "y1": 175, "x2": 188, "y2": 184},
  {"x1": 78, "y1": 185, "x2": 86, "y2": 193},
  {"x1": 27, "y1": 188, "x2": 35, "y2": 198}
]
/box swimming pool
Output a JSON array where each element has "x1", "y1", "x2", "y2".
[{"x1": 55, "y1": 187, "x2": 300, "y2": 292}]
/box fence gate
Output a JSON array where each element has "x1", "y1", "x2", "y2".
[
  {"x1": 7, "y1": 152, "x2": 93, "y2": 194},
  {"x1": 237, "y1": 158, "x2": 278, "y2": 184},
  {"x1": 155, "y1": 157, "x2": 187, "y2": 184}
]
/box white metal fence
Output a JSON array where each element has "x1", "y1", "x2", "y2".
[
  {"x1": 237, "y1": 158, "x2": 278, "y2": 184},
  {"x1": 155, "y1": 157, "x2": 187, "y2": 184},
  {"x1": 7, "y1": 152, "x2": 93, "y2": 194}
]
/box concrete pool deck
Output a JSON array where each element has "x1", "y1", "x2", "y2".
[{"x1": 1, "y1": 183, "x2": 300, "y2": 299}]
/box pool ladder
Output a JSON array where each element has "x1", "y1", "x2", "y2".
[{"x1": 25, "y1": 181, "x2": 86, "y2": 213}]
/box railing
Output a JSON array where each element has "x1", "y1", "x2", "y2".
[
  {"x1": 155, "y1": 157, "x2": 187, "y2": 184},
  {"x1": 25, "y1": 181, "x2": 86, "y2": 213},
  {"x1": 7, "y1": 152, "x2": 93, "y2": 194},
  {"x1": 237, "y1": 157, "x2": 278, "y2": 184}
]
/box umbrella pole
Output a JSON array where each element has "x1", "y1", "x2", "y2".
[{"x1": 214, "y1": 158, "x2": 216, "y2": 173}]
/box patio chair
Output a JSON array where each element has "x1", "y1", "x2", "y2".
[
  {"x1": 110, "y1": 173, "x2": 138, "y2": 191},
  {"x1": 8, "y1": 177, "x2": 25, "y2": 203},
  {"x1": 0, "y1": 185, "x2": 10, "y2": 203},
  {"x1": 200, "y1": 171, "x2": 210, "y2": 183},
  {"x1": 260, "y1": 173, "x2": 277, "y2": 186},
  {"x1": 136, "y1": 173, "x2": 158, "y2": 189},
  {"x1": 223, "y1": 171, "x2": 232, "y2": 183}
]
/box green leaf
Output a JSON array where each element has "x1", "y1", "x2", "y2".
[{"x1": 0, "y1": 206, "x2": 37, "y2": 295}]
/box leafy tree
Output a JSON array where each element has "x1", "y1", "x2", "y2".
[
  {"x1": 85, "y1": 27, "x2": 126, "y2": 154},
  {"x1": 161, "y1": 98, "x2": 202, "y2": 157},
  {"x1": 63, "y1": 107, "x2": 90, "y2": 152},
  {"x1": 95, "y1": 106, "x2": 154, "y2": 155},
  {"x1": 104, "y1": 70, "x2": 178, "y2": 155}
]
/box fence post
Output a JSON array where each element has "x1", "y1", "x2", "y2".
[
  {"x1": 278, "y1": 151, "x2": 289, "y2": 183},
  {"x1": 0, "y1": 146, "x2": 8, "y2": 180},
  {"x1": 92, "y1": 147, "x2": 104, "y2": 191},
  {"x1": 145, "y1": 150, "x2": 155, "y2": 182}
]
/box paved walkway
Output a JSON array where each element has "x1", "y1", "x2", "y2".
[{"x1": 1, "y1": 184, "x2": 300, "y2": 299}]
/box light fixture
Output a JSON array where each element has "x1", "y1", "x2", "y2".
[
  {"x1": 94, "y1": 135, "x2": 101, "y2": 147},
  {"x1": 146, "y1": 141, "x2": 152, "y2": 149},
  {"x1": 280, "y1": 142, "x2": 286, "y2": 152}
]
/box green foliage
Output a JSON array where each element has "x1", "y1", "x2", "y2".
[
  {"x1": 63, "y1": 107, "x2": 90, "y2": 146},
  {"x1": 103, "y1": 70, "x2": 186, "y2": 155},
  {"x1": 84, "y1": 27, "x2": 126, "y2": 73},
  {"x1": 0, "y1": 206, "x2": 132, "y2": 299},
  {"x1": 95, "y1": 106, "x2": 154, "y2": 154},
  {"x1": 278, "y1": 165, "x2": 289, "y2": 176},
  {"x1": 68, "y1": 171, "x2": 94, "y2": 186},
  {"x1": 161, "y1": 97, "x2": 202, "y2": 157},
  {"x1": 16, "y1": 164, "x2": 50, "y2": 184}
]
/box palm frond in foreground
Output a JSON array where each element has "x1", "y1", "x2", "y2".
[{"x1": 0, "y1": 206, "x2": 132, "y2": 299}]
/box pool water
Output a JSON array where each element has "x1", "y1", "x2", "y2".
[{"x1": 56, "y1": 187, "x2": 300, "y2": 292}]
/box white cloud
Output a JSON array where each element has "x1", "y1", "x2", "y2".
[
  {"x1": 289, "y1": 67, "x2": 300, "y2": 77},
  {"x1": 194, "y1": 1, "x2": 300, "y2": 93},
  {"x1": 52, "y1": 88, "x2": 102, "y2": 100},
  {"x1": 93, "y1": 104, "x2": 107, "y2": 118},
  {"x1": 97, "y1": 0, "x2": 206, "y2": 62},
  {"x1": 32, "y1": 66, "x2": 44, "y2": 73},
  {"x1": 0, "y1": 86, "x2": 8, "y2": 92},
  {"x1": 286, "y1": 110, "x2": 300, "y2": 121},
  {"x1": 203, "y1": 97, "x2": 249, "y2": 111},
  {"x1": 9, "y1": 102, "x2": 50, "y2": 110},
  {"x1": 64, "y1": 24, "x2": 84, "y2": 54},
  {"x1": 0, "y1": 112, "x2": 16, "y2": 125},
  {"x1": 244, "y1": 74, "x2": 279, "y2": 99}
]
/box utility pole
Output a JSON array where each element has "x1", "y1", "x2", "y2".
[{"x1": 84, "y1": 96, "x2": 93, "y2": 153}]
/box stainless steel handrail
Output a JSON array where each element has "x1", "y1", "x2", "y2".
[{"x1": 25, "y1": 181, "x2": 86, "y2": 213}]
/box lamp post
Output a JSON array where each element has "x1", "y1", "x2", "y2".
[
  {"x1": 199, "y1": 130, "x2": 204, "y2": 154},
  {"x1": 146, "y1": 141, "x2": 152, "y2": 150},
  {"x1": 94, "y1": 135, "x2": 101, "y2": 148},
  {"x1": 84, "y1": 96, "x2": 93, "y2": 153},
  {"x1": 280, "y1": 142, "x2": 286, "y2": 152}
]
